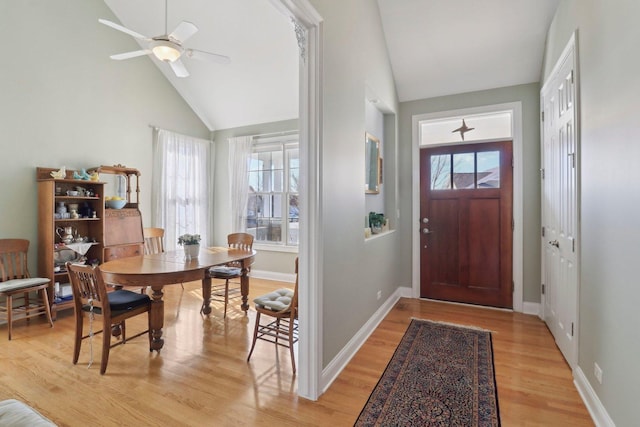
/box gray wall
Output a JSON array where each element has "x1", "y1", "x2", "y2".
[
  {"x1": 308, "y1": 0, "x2": 401, "y2": 366},
  {"x1": 543, "y1": 1, "x2": 640, "y2": 425},
  {"x1": 398, "y1": 83, "x2": 542, "y2": 303},
  {"x1": 212, "y1": 119, "x2": 298, "y2": 276},
  {"x1": 0, "y1": 0, "x2": 209, "y2": 266}
]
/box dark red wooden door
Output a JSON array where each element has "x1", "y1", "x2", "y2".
[{"x1": 420, "y1": 141, "x2": 513, "y2": 308}]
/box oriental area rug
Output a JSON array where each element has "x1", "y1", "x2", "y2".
[{"x1": 355, "y1": 319, "x2": 500, "y2": 426}]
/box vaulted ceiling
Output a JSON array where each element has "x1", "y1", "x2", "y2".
[{"x1": 103, "y1": 0, "x2": 560, "y2": 131}]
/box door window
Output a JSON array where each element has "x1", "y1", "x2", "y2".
[{"x1": 430, "y1": 150, "x2": 500, "y2": 190}]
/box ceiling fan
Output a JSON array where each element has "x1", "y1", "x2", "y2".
[{"x1": 99, "y1": 1, "x2": 230, "y2": 78}]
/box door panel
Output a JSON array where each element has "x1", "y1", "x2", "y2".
[
  {"x1": 420, "y1": 141, "x2": 513, "y2": 308},
  {"x1": 541, "y1": 42, "x2": 578, "y2": 367}
]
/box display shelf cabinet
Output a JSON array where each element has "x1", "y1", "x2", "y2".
[{"x1": 36, "y1": 167, "x2": 106, "y2": 319}]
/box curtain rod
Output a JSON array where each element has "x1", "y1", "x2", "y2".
[
  {"x1": 148, "y1": 124, "x2": 213, "y2": 142},
  {"x1": 252, "y1": 129, "x2": 299, "y2": 139}
]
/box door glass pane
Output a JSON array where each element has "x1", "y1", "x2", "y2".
[
  {"x1": 477, "y1": 151, "x2": 500, "y2": 188},
  {"x1": 430, "y1": 154, "x2": 451, "y2": 190},
  {"x1": 453, "y1": 152, "x2": 475, "y2": 189}
]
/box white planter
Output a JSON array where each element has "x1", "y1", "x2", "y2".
[{"x1": 183, "y1": 244, "x2": 200, "y2": 260}]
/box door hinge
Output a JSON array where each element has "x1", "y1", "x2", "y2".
[
  {"x1": 511, "y1": 219, "x2": 514, "y2": 231},
  {"x1": 541, "y1": 283, "x2": 545, "y2": 295},
  {"x1": 573, "y1": 239, "x2": 576, "y2": 253},
  {"x1": 568, "y1": 152, "x2": 575, "y2": 168},
  {"x1": 541, "y1": 111, "x2": 545, "y2": 122},
  {"x1": 571, "y1": 322, "x2": 574, "y2": 337},
  {"x1": 571, "y1": 70, "x2": 575, "y2": 84},
  {"x1": 540, "y1": 168, "x2": 545, "y2": 179},
  {"x1": 512, "y1": 281, "x2": 515, "y2": 293},
  {"x1": 542, "y1": 226, "x2": 545, "y2": 237}
]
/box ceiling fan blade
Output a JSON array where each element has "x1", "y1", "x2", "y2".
[
  {"x1": 169, "y1": 59, "x2": 190, "y2": 78},
  {"x1": 110, "y1": 50, "x2": 152, "y2": 60},
  {"x1": 99, "y1": 19, "x2": 150, "y2": 40},
  {"x1": 185, "y1": 49, "x2": 231, "y2": 65},
  {"x1": 169, "y1": 21, "x2": 198, "y2": 43}
]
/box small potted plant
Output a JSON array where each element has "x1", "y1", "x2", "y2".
[
  {"x1": 178, "y1": 233, "x2": 201, "y2": 259},
  {"x1": 369, "y1": 212, "x2": 386, "y2": 234}
]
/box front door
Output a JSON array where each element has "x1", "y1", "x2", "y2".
[{"x1": 420, "y1": 141, "x2": 513, "y2": 308}]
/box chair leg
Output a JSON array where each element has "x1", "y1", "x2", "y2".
[
  {"x1": 24, "y1": 292, "x2": 30, "y2": 323},
  {"x1": 7, "y1": 295, "x2": 12, "y2": 340},
  {"x1": 288, "y1": 318, "x2": 296, "y2": 373},
  {"x1": 121, "y1": 321, "x2": 127, "y2": 343},
  {"x1": 247, "y1": 311, "x2": 261, "y2": 362},
  {"x1": 41, "y1": 288, "x2": 54, "y2": 328},
  {"x1": 100, "y1": 319, "x2": 111, "y2": 374},
  {"x1": 224, "y1": 280, "x2": 229, "y2": 318},
  {"x1": 73, "y1": 312, "x2": 83, "y2": 364}
]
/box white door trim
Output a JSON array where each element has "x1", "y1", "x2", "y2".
[
  {"x1": 411, "y1": 102, "x2": 524, "y2": 312},
  {"x1": 270, "y1": 0, "x2": 323, "y2": 400}
]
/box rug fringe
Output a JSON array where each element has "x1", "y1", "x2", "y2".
[{"x1": 410, "y1": 317, "x2": 497, "y2": 333}]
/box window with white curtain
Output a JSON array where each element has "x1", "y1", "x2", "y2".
[
  {"x1": 152, "y1": 129, "x2": 211, "y2": 251},
  {"x1": 246, "y1": 135, "x2": 299, "y2": 246}
]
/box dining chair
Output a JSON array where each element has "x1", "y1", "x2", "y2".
[
  {"x1": 66, "y1": 262, "x2": 151, "y2": 374},
  {"x1": 0, "y1": 239, "x2": 53, "y2": 340},
  {"x1": 208, "y1": 233, "x2": 254, "y2": 318},
  {"x1": 143, "y1": 227, "x2": 182, "y2": 290},
  {"x1": 247, "y1": 257, "x2": 298, "y2": 372},
  {"x1": 143, "y1": 227, "x2": 165, "y2": 255}
]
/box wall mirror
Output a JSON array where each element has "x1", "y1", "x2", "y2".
[{"x1": 365, "y1": 132, "x2": 381, "y2": 194}]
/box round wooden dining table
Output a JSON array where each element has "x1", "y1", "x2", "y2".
[{"x1": 99, "y1": 246, "x2": 255, "y2": 351}]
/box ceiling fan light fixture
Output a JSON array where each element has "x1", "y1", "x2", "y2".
[{"x1": 150, "y1": 40, "x2": 182, "y2": 62}]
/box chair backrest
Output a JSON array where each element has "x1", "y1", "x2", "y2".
[
  {"x1": 143, "y1": 228, "x2": 165, "y2": 255},
  {"x1": 227, "y1": 233, "x2": 254, "y2": 251},
  {"x1": 0, "y1": 239, "x2": 31, "y2": 281},
  {"x1": 66, "y1": 263, "x2": 110, "y2": 316}
]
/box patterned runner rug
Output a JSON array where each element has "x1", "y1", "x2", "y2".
[{"x1": 355, "y1": 319, "x2": 500, "y2": 426}]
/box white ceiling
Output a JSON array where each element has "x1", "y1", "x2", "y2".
[
  {"x1": 104, "y1": 0, "x2": 300, "y2": 131},
  {"x1": 377, "y1": 0, "x2": 560, "y2": 102},
  {"x1": 103, "y1": 0, "x2": 560, "y2": 131}
]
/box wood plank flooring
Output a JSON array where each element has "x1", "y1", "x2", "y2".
[{"x1": 0, "y1": 278, "x2": 593, "y2": 426}]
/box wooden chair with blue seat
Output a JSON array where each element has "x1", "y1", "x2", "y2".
[
  {"x1": 0, "y1": 239, "x2": 53, "y2": 340},
  {"x1": 247, "y1": 257, "x2": 299, "y2": 372},
  {"x1": 66, "y1": 262, "x2": 151, "y2": 374},
  {"x1": 143, "y1": 227, "x2": 183, "y2": 291},
  {"x1": 207, "y1": 232, "x2": 254, "y2": 318}
]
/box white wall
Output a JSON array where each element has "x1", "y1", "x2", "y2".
[
  {"x1": 0, "y1": 1, "x2": 209, "y2": 265},
  {"x1": 543, "y1": 1, "x2": 640, "y2": 425},
  {"x1": 308, "y1": 0, "x2": 401, "y2": 365}
]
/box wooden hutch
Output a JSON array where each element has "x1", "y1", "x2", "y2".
[{"x1": 36, "y1": 165, "x2": 144, "y2": 318}]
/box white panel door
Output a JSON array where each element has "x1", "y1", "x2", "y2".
[{"x1": 541, "y1": 38, "x2": 579, "y2": 368}]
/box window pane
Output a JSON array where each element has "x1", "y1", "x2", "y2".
[
  {"x1": 477, "y1": 151, "x2": 500, "y2": 188},
  {"x1": 255, "y1": 218, "x2": 282, "y2": 243},
  {"x1": 289, "y1": 148, "x2": 299, "y2": 192},
  {"x1": 453, "y1": 152, "x2": 475, "y2": 189},
  {"x1": 431, "y1": 154, "x2": 451, "y2": 190},
  {"x1": 271, "y1": 170, "x2": 284, "y2": 192}
]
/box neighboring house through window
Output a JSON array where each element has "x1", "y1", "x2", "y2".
[{"x1": 246, "y1": 134, "x2": 299, "y2": 247}]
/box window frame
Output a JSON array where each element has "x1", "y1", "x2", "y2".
[{"x1": 246, "y1": 134, "x2": 299, "y2": 250}]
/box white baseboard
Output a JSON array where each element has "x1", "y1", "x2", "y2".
[
  {"x1": 522, "y1": 301, "x2": 540, "y2": 316},
  {"x1": 574, "y1": 366, "x2": 615, "y2": 427},
  {"x1": 249, "y1": 269, "x2": 296, "y2": 283},
  {"x1": 320, "y1": 286, "x2": 412, "y2": 393}
]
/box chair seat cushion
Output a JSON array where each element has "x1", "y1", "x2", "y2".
[
  {"x1": 209, "y1": 266, "x2": 242, "y2": 278},
  {"x1": 0, "y1": 399, "x2": 56, "y2": 426},
  {"x1": 81, "y1": 290, "x2": 150, "y2": 313},
  {"x1": 0, "y1": 277, "x2": 49, "y2": 293},
  {"x1": 253, "y1": 288, "x2": 294, "y2": 311}
]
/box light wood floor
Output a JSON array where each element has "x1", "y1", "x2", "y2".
[{"x1": 0, "y1": 279, "x2": 593, "y2": 426}]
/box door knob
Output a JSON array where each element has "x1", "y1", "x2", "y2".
[
  {"x1": 549, "y1": 240, "x2": 559, "y2": 248},
  {"x1": 422, "y1": 228, "x2": 433, "y2": 234},
  {"x1": 422, "y1": 218, "x2": 429, "y2": 224}
]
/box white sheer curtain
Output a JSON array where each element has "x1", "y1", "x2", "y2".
[
  {"x1": 152, "y1": 128, "x2": 211, "y2": 251},
  {"x1": 229, "y1": 136, "x2": 252, "y2": 232}
]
